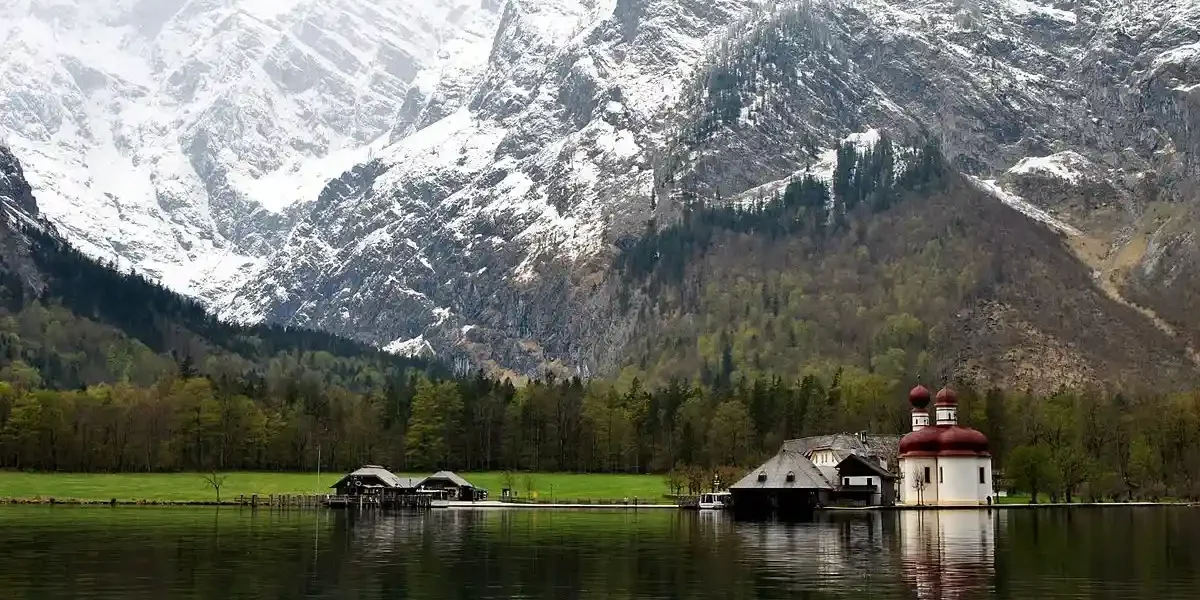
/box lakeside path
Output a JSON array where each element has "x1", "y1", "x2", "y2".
[{"x1": 0, "y1": 471, "x2": 673, "y2": 504}]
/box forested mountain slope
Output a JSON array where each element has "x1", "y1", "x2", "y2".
[
  {"x1": 0, "y1": 143, "x2": 443, "y2": 391},
  {"x1": 613, "y1": 141, "x2": 1200, "y2": 393},
  {"x1": 1, "y1": 143, "x2": 470, "y2": 472}
]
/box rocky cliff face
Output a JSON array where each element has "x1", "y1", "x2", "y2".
[
  {"x1": 0, "y1": 144, "x2": 55, "y2": 298},
  {"x1": 220, "y1": 0, "x2": 765, "y2": 374},
  {"x1": 0, "y1": 145, "x2": 38, "y2": 220},
  {"x1": 222, "y1": 0, "x2": 1200, "y2": 376},
  {"x1": 0, "y1": 0, "x2": 501, "y2": 301},
  {"x1": 7, "y1": 0, "x2": 1200, "y2": 382}
]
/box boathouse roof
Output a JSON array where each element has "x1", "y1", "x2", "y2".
[
  {"x1": 730, "y1": 450, "x2": 834, "y2": 490},
  {"x1": 422, "y1": 471, "x2": 475, "y2": 488},
  {"x1": 330, "y1": 465, "x2": 417, "y2": 489}
]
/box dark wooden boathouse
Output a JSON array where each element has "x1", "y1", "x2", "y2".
[
  {"x1": 326, "y1": 465, "x2": 429, "y2": 509},
  {"x1": 418, "y1": 471, "x2": 487, "y2": 501},
  {"x1": 729, "y1": 450, "x2": 833, "y2": 516}
]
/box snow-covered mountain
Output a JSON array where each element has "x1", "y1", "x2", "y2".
[
  {"x1": 0, "y1": 0, "x2": 502, "y2": 301},
  {"x1": 5, "y1": 0, "x2": 1200, "y2": 378},
  {"x1": 221, "y1": 0, "x2": 1200, "y2": 373},
  {"x1": 220, "y1": 0, "x2": 771, "y2": 373}
]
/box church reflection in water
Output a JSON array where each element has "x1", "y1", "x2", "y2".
[
  {"x1": 727, "y1": 508, "x2": 997, "y2": 598},
  {"x1": 899, "y1": 510, "x2": 997, "y2": 599}
]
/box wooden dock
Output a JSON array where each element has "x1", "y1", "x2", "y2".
[{"x1": 322, "y1": 494, "x2": 433, "y2": 510}]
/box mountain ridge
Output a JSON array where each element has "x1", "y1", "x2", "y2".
[{"x1": 4, "y1": 0, "x2": 1200, "y2": 386}]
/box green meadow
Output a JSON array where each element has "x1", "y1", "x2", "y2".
[{"x1": 0, "y1": 471, "x2": 673, "y2": 504}]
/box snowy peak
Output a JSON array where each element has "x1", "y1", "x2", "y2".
[
  {"x1": 0, "y1": 0, "x2": 501, "y2": 302},
  {"x1": 5, "y1": 0, "x2": 1200, "y2": 379}
]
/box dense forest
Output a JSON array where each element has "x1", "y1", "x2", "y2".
[{"x1": 2, "y1": 360, "x2": 1200, "y2": 501}]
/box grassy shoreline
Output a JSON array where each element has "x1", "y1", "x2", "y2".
[{"x1": 0, "y1": 471, "x2": 673, "y2": 504}]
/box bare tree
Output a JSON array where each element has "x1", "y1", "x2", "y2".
[
  {"x1": 202, "y1": 470, "x2": 228, "y2": 504},
  {"x1": 910, "y1": 467, "x2": 927, "y2": 506},
  {"x1": 665, "y1": 469, "x2": 686, "y2": 496}
]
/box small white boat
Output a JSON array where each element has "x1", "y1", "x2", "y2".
[{"x1": 698, "y1": 491, "x2": 732, "y2": 510}]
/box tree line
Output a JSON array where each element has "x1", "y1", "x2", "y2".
[{"x1": 3, "y1": 352, "x2": 1199, "y2": 502}]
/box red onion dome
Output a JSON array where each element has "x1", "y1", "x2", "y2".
[
  {"x1": 909, "y1": 385, "x2": 932, "y2": 409},
  {"x1": 898, "y1": 426, "x2": 942, "y2": 456},
  {"x1": 935, "y1": 386, "x2": 958, "y2": 406},
  {"x1": 937, "y1": 426, "x2": 990, "y2": 456}
]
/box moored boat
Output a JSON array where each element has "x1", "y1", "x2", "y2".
[{"x1": 698, "y1": 491, "x2": 732, "y2": 510}]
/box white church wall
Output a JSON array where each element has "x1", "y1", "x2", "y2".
[
  {"x1": 899, "y1": 456, "x2": 993, "y2": 506},
  {"x1": 938, "y1": 458, "x2": 991, "y2": 505},
  {"x1": 899, "y1": 456, "x2": 939, "y2": 505}
]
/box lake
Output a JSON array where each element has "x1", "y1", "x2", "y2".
[{"x1": 0, "y1": 507, "x2": 1197, "y2": 599}]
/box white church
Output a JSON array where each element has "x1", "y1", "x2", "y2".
[{"x1": 897, "y1": 385, "x2": 995, "y2": 506}]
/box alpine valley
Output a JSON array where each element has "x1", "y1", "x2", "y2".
[{"x1": 3, "y1": 0, "x2": 1200, "y2": 391}]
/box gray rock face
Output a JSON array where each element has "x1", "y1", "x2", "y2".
[
  {"x1": 222, "y1": 0, "x2": 762, "y2": 374},
  {"x1": 215, "y1": 0, "x2": 1200, "y2": 376},
  {"x1": 0, "y1": 0, "x2": 502, "y2": 301},
  {"x1": 0, "y1": 144, "x2": 56, "y2": 297},
  {"x1": 7, "y1": 1, "x2": 1200, "y2": 377},
  {"x1": 0, "y1": 146, "x2": 37, "y2": 219}
]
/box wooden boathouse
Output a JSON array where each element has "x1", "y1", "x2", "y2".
[
  {"x1": 324, "y1": 465, "x2": 486, "y2": 509},
  {"x1": 418, "y1": 470, "x2": 487, "y2": 501},
  {"x1": 729, "y1": 450, "x2": 833, "y2": 516},
  {"x1": 326, "y1": 465, "x2": 430, "y2": 509}
]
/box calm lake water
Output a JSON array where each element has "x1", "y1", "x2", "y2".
[{"x1": 0, "y1": 507, "x2": 1197, "y2": 599}]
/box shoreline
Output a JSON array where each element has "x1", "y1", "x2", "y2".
[
  {"x1": 825, "y1": 501, "x2": 1200, "y2": 511},
  {"x1": 4, "y1": 497, "x2": 1196, "y2": 511},
  {"x1": 433, "y1": 500, "x2": 677, "y2": 510}
]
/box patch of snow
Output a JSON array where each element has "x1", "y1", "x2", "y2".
[
  {"x1": 593, "y1": 124, "x2": 640, "y2": 159},
  {"x1": 844, "y1": 129, "x2": 882, "y2": 149},
  {"x1": 1153, "y1": 41, "x2": 1200, "y2": 70},
  {"x1": 1006, "y1": 151, "x2": 1092, "y2": 184},
  {"x1": 231, "y1": 135, "x2": 388, "y2": 214},
  {"x1": 970, "y1": 177, "x2": 1083, "y2": 237},
  {"x1": 1004, "y1": 0, "x2": 1077, "y2": 24},
  {"x1": 383, "y1": 335, "x2": 436, "y2": 357},
  {"x1": 432, "y1": 307, "x2": 453, "y2": 326}
]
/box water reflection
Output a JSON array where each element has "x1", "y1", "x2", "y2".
[
  {"x1": 0, "y1": 506, "x2": 1197, "y2": 599},
  {"x1": 899, "y1": 510, "x2": 996, "y2": 599}
]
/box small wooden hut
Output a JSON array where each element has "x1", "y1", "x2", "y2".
[{"x1": 830, "y1": 453, "x2": 897, "y2": 506}]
